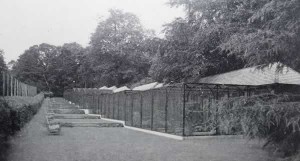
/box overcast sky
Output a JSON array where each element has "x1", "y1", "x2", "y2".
[{"x1": 0, "y1": 0, "x2": 184, "y2": 63}]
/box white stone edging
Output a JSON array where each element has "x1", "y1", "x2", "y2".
[
  {"x1": 101, "y1": 117, "x2": 126, "y2": 124},
  {"x1": 124, "y1": 126, "x2": 184, "y2": 140},
  {"x1": 100, "y1": 117, "x2": 183, "y2": 140}
]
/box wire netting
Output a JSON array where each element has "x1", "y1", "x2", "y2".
[
  {"x1": 141, "y1": 90, "x2": 152, "y2": 130},
  {"x1": 166, "y1": 87, "x2": 183, "y2": 135}
]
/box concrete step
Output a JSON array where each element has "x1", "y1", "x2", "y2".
[
  {"x1": 51, "y1": 114, "x2": 101, "y2": 119},
  {"x1": 48, "y1": 109, "x2": 85, "y2": 114},
  {"x1": 51, "y1": 119, "x2": 123, "y2": 128},
  {"x1": 60, "y1": 122, "x2": 124, "y2": 127}
]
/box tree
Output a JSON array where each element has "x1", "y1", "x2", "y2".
[
  {"x1": 150, "y1": 1, "x2": 246, "y2": 82},
  {"x1": 51, "y1": 43, "x2": 85, "y2": 95},
  {"x1": 151, "y1": 0, "x2": 300, "y2": 83},
  {"x1": 88, "y1": 9, "x2": 151, "y2": 87},
  {"x1": 168, "y1": 0, "x2": 300, "y2": 68},
  {"x1": 90, "y1": 9, "x2": 145, "y2": 55},
  {"x1": 220, "y1": 0, "x2": 300, "y2": 68},
  {"x1": 12, "y1": 43, "x2": 88, "y2": 96},
  {"x1": 0, "y1": 50, "x2": 7, "y2": 72},
  {"x1": 13, "y1": 43, "x2": 60, "y2": 93}
]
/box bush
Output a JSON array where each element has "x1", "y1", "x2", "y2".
[
  {"x1": 0, "y1": 93, "x2": 45, "y2": 137},
  {"x1": 7, "y1": 93, "x2": 45, "y2": 133},
  {"x1": 0, "y1": 93, "x2": 44, "y2": 161},
  {"x1": 216, "y1": 94, "x2": 300, "y2": 157},
  {"x1": 0, "y1": 100, "x2": 12, "y2": 139}
]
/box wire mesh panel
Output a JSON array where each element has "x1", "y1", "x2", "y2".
[
  {"x1": 132, "y1": 92, "x2": 142, "y2": 128},
  {"x1": 118, "y1": 92, "x2": 126, "y2": 121},
  {"x1": 125, "y1": 93, "x2": 133, "y2": 126},
  {"x1": 141, "y1": 90, "x2": 152, "y2": 130},
  {"x1": 103, "y1": 94, "x2": 108, "y2": 117},
  {"x1": 109, "y1": 94, "x2": 114, "y2": 119},
  {"x1": 113, "y1": 93, "x2": 119, "y2": 120},
  {"x1": 166, "y1": 87, "x2": 184, "y2": 135},
  {"x1": 184, "y1": 88, "x2": 216, "y2": 136},
  {"x1": 152, "y1": 89, "x2": 167, "y2": 132},
  {"x1": 99, "y1": 94, "x2": 103, "y2": 115},
  {"x1": 93, "y1": 95, "x2": 99, "y2": 114}
]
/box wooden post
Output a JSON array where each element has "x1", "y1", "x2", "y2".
[
  {"x1": 2, "y1": 72, "x2": 5, "y2": 96},
  {"x1": 18, "y1": 81, "x2": 20, "y2": 96},
  {"x1": 140, "y1": 93, "x2": 143, "y2": 128},
  {"x1": 25, "y1": 84, "x2": 28, "y2": 97},
  {"x1": 14, "y1": 79, "x2": 17, "y2": 96},
  {"x1": 21, "y1": 83, "x2": 23, "y2": 96},
  {"x1": 10, "y1": 75, "x2": 13, "y2": 96},
  {"x1": 150, "y1": 91, "x2": 154, "y2": 130},
  {"x1": 6, "y1": 73, "x2": 9, "y2": 96},
  {"x1": 165, "y1": 89, "x2": 168, "y2": 133}
]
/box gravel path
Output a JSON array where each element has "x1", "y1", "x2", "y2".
[{"x1": 7, "y1": 98, "x2": 274, "y2": 161}]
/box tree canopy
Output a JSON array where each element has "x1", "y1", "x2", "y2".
[
  {"x1": 148, "y1": 0, "x2": 300, "y2": 83},
  {"x1": 88, "y1": 9, "x2": 152, "y2": 87},
  {"x1": 11, "y1": 2, "x2": 300, "y2": 94}
]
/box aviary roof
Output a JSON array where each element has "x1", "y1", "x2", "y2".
[{"x1": 198, "y1": 63, "x2": 300, "y2": 86}]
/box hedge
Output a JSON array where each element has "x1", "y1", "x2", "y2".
[
  {"x1": 0, "y1": 93, "x2": 44, "y2": 161},
  {"x1": 0, "y1": 93, "x2": 45, "y2": 138}
]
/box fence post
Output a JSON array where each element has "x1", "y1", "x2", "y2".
[
  {"x1": 151, "y1": 91, "x2": 154, "y2": 130},
  {"x1": 109, "y1": 94, "x2": 115, "y2": 119},
  {"x1": 14, "y1": 78, "x2": 16, "y2": 96},
  {"x1": 100, "y1": 94, "x2": 103, "y2": 115},
  {"x1": 6, "y1": 73, "x2": 9, "y2": 96},
  {"x1": 10, "y1": 75, "x2": 13, "y2": 96},
  {"x1": 140, "y1": 93, "x2": 143, "y2": 128},
  {"x1": 2, "y1": 72, "x2": 5, "y2": 96},
  {"x1": 92, "y1": 94, "x2": 95, "y2": 113},
  {"x1": 183, "y1": 83, "x2": 186, "y2": 136},
  {"x1": 117, "y1": 94, "x2": 120, "y2": 120},
  {"x1": 97, "y1": 95, "x2": 100, "y2": 114},
  {"x1": 17, "y1": 80, "x2": 19, "y2": 96},
  {"x1": 124, "y1": 93, "x2": 127, "y2": 122},
  {"x1": 131, "y1": 94, "x2": 134, "y2": 126},
  {"x1": 165, "y1": 89, "x2": 168, "y2": 133}
]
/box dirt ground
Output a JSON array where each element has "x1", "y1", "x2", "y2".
[{"x1": 7, "y1": 98, "x2": 275, "y2": 161}]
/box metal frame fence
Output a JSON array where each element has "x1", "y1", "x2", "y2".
[
  {"x1": 64, "y1": 83, "x2": 269, "y2": 136},
  {"x1": 64, "y1": 86, "x2": 185, "y2": 135},
  {"x1": 1, "y1": 71, "x2": 37, "y2": 97}
]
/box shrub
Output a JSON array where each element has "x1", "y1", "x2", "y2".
[
  {"x1": 0, "y1": 100, "x2": 12, "y2": 139},
  {"x1": 216, "y1": 94, "x2": 300, "y2": 157},
  {"x1": 0, "y1": 93, "x2": 44, "y2": 161},
  {"x1": 0, "y1": 93, "x2": 45, "y2": 136},
  {"x1": 8, "y1": 93, "x2": 45, "y2": 133}
]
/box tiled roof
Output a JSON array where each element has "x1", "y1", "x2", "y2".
[{"x1": 198, "y1": 63, "x2": 300, "y2": 86}]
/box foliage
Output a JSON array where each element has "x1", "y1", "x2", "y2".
[
  {"x1": 150, "y1": 0, "x2": 249, "y2": 82},
  {"x1": 12, "y1": 43, "x2": 61, "y2": 92},
  {"x1": 166, "y1": 0, "x2": 300, "y2": 74},
  {"x1": 0, "y1": 94, "x2": 44, "y2": 160},
  {"x1": 5, "y1": 93, "x2": 45, "y2": 132},
  {"x1": 216, "y1": 94, "x2": 300, "y2": 157},
  {"x1": 0, "y1": 49, "x2": 7, "y2": 72},
  {"x1": 12, "y1": 43, "x2": 85, "y2": 96},
  {"x1": 88, "y1": 9, "x2": 152, "y2": 87},
  {"x1": 12, "y1": 10, "x2": 155, "y2": 94},
  {"x1": 0, "y1": 100, "x2": 12, "y2": 139}
]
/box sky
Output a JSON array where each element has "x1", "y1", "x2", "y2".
[{"x1": 0, "y1": 0, "x2": 184, "y2": 63}]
